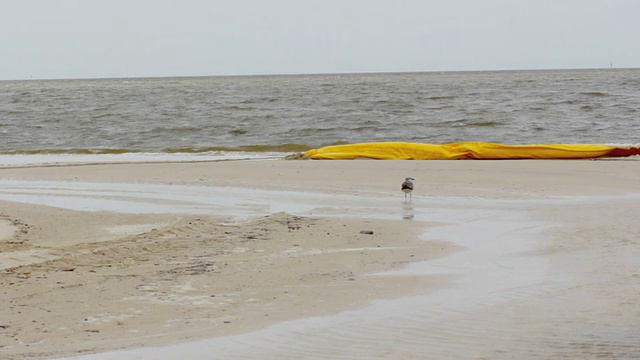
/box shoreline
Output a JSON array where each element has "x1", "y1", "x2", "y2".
[{"x1": 1, "y1": 159, "x2": 639, "y2": 359}]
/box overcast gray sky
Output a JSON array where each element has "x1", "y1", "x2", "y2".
[{"x1": 1, "y1": 0, "x2": 639, "y2": 80}]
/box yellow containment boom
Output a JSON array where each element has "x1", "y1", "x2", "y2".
[{"x1": 303, "y1": 142, "x2": 640, "y2": 160}]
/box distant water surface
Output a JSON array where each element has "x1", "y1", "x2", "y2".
[{"x1": 1, "y1": 69, "x2": 639, "y2": 155}]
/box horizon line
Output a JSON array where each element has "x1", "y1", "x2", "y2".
[{"x1": 2, "y1": 66, "x2": 637, "y2": 82}]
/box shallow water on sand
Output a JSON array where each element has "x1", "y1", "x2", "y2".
[
  {"x1": 2, "y1": 178, "x2": 638, "y2": 359},
  {"x1": 19, "y1": 179, "x2": 632, "y2": 359}
]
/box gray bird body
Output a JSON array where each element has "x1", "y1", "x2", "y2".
[{"x1": 402, "y1": 177, "x2": 414, "y2": 200}]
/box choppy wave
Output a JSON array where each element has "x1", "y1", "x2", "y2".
[
  {"x1": 459, "y1": 121, "x2": 501, "y2": 127},
  {"x1": 436, "y1": 120, "x2": 501, "y2": 128},
  {"x1": 426, "y1": 95, "x2": 457, "y2": 100},
  {"x1": 581, "y1": 91, "x2": 608, "y2": 97},
  {"x1": 164, "y1": 144, "x2": 312, "y2": 153}
]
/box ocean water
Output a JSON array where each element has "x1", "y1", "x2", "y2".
[{"x1": 1, "y1": 69, "x2": 639, "y2": 161}]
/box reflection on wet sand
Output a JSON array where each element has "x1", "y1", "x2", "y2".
[{"x1": 402, "y1": 201, "x2": 414, "y2": 220}]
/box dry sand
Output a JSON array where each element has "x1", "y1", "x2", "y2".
[{"x1": 0, "y1": 159, "x2": 639, "y2": 359}]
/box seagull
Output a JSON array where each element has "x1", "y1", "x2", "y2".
[{"x1": 401, "y1": 177, "x2": 415, "y2": 201}]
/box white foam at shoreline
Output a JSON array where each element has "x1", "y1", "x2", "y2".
[{"x1": 0, "y1": 152, "x2": 285, "y2": 167}]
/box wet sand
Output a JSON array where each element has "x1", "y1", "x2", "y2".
[{"x1": 1, "y1": 159, "x2": 639, "y2": 359}]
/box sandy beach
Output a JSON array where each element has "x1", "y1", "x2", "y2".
[{"x1": 1, "y1": 159, "x2": 639, "y2": 359}]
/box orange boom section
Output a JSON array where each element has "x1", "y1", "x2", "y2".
[{"x1": 304, "y1": 142, "x2": 640, "y2": 160}]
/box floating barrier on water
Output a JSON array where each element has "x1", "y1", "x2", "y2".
[{"x1": 302, "y1": 142, "x2": 640, "y2": 160}]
